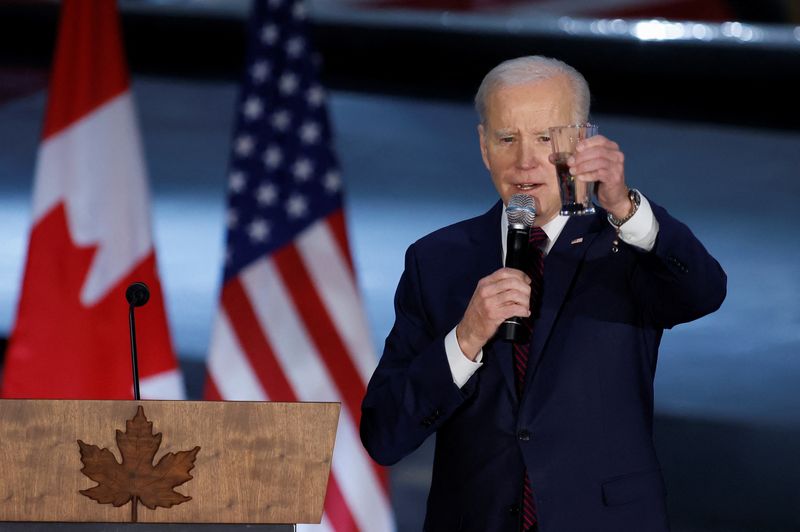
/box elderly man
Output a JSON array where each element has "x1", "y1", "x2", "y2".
[{"x1": 360, "y1": 56, "x2": 726, "y2": 532}]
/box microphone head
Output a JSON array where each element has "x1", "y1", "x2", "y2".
[
  {"x1": 125, "y1": 282, "x2": 151, "y2": 307},
  {"x1": 507, "y1": 194, "x2": 536, "y2": 228}
]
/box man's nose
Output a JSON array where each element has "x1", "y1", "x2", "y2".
[{"x1": 515, "y1": 139, "x2": 542, "y2": 169}]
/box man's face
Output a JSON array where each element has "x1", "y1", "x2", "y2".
[{"x1": 478, "y1": 75, "x2": 576, "y2": 226}]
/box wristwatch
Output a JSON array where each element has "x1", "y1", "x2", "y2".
[{"x1": 608, "y1": 188, "x2": 641, "y2": 227}]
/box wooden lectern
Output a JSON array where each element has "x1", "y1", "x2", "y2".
[{"x1": 0, "y1": 400, "x2": 340, "y2": 531}]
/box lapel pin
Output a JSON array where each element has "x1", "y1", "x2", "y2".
[{"x1": 570, "y1": 237, "x2": 583, "y2": 245}]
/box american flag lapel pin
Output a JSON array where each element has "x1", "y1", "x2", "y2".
[{"x1": 570, "y1": 237, "x2": 583, "y2": 245}]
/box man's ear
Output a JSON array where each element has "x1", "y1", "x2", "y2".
[{"x1": 478, "y1": 124, "x2": 490, "y2": 171}]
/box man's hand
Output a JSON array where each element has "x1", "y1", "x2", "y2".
[
  {"x1": 566, "y1": 135, "x2": 632, "y2": 220},
  {"x1": 456, "y1": 268, "x2": 531, "y2": 360}
]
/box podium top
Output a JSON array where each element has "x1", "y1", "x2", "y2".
[{"x1": 0, "y1": 399, "x2": 340, "y2": 524}]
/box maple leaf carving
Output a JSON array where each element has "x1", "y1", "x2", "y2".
[{"x1": 78, "y1": 406, "x2": 200, "y2": 521}]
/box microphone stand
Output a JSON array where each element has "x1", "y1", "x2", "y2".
[
  {"x1": 125, "y1": 282, "x2": 150, "y2": 401},
  {"x1": 128, "y1": 303, "x2": 141, "y2": 401}
]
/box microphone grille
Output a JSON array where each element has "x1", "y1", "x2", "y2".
[
  {"x1": 507, "y1": 194, "x2": 536, "y2": 227},
  {"x1": 125, "y1": 282, "x2": 151, "y2": 307}
]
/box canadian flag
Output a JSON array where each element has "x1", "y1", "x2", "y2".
[{"x1": 0, "y1": 0, "x2": 184, "y2": 399}]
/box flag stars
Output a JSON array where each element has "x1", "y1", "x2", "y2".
[
  {"x1": 223, "y1": 4, "x2": 343, "y2": 270},
  {"x1": 229, "y1": 171, "x2": 247, "y2": 193},
  {"x1": 293, "y1": 2, "x2": 308, "y2": 20},
  {"x1": 262, "y1": 145, "x2": 283, "y2": 169},
  {"x1": 286, "y1": 36, "x2": 305, "y2": 58},
  {"x1": 278, "y1": 72, "x2": 299, "y2": 95},
  {"x1": 323, "y1": 170, "x2": 342, "y2": 193},
  {"x1": 300, "y1": 121, "x2": 321, "y2": 144},
  {"x1": 242, "y1": 96, "x2": 264, "y2": 120},
  {"x1": 250, "y1": 60, "x2": 271, "y2": 83},
  {"x1": 271, "y1": 109, "x2": 292, "y2": 131},
  {"x1": 286, "y1": 194, "x2": 309, "y2": 219},
  {"x1": 306, "y1": 85, "x2": 325, "y2": 107},
  {"x1": 292, "y1": 158, "x2": 314, "y2": 181},
  {"x1": 247, "y1": 218, "x2": 271, "y2": 242},
  {"x1": 234, "y1": 134, "x2": 255, "y2": 157},
  {"x1": 260, "y1": 24, "x2": 279, "y2": 45},
  {"x1": 256, "y1": 183, "x2": 279, "y2": 206}
]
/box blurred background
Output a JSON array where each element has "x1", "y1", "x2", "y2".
[{"x1": 1, "y1": 0, "x2": 799, "y2": 530}]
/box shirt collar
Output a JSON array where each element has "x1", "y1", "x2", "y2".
[{"x1": 500, "y1": 204, "x2": 569, "y2": 259}]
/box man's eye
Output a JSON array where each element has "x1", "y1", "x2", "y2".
[
  {"x1": 537, "y1": 135, "x2": 551, "y2": 143},
  {"x1": 500, "y1": 137, "x2": 514, "y2": 143}
]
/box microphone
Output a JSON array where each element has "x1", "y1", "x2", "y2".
[
  {"x1": 125, "y1": 282, "x2": 150, "y2": 400},
  {"x1": 126, "y1": 282, "x2": 150, "y2": 307},
  {"x1": 498, "y1": 194, "x2": 536, "y2": 343}
]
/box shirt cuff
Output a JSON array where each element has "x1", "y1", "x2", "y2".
[
  {"x1": 444, "y1": 326, "x2": 483, "y2": 388},
  {"x1": 613, "y1": 192, "x2": 659, "y2": 252}
]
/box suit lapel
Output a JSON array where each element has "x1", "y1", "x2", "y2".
[
  {"x1": 467, "y1": 200, "x2": 504, "y2": 278},
  {"x1": 464, "y1": 201, "x2": 519, "y2": 399},
  {"x1": 525, "y1": 213, "x2": 604, "y2": 386},
  {"x1": 460, "y1": 204, "x2": 606, "y2": 401}
]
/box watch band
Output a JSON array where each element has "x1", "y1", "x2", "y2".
[{"x1": 608, "y1": 188, "x2": 641, "y2": 227}]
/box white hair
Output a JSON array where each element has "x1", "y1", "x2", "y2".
[{"x1": 474, "y1": 56, "x2": 591, "y2": 124}]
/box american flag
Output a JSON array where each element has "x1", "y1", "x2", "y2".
[{"x1": 203, "y1": 1, "x2": 394, "y2": 530}]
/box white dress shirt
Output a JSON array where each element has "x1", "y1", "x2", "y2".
[{"x1": 444, "y1": 194, "x2": 659, "y2": 387}]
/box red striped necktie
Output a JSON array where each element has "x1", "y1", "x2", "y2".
[{"x1": 513, "y1": 226, "x2": 547, "y2": 532}]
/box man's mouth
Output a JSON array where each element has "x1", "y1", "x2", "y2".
[{"x1": 515, "y1": 183, "x2": 540, "y2": 191}]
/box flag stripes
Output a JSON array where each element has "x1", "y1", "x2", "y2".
[
  {"x1": 221, "y1": 279, "x2": 295, "y2": 400},
  {"x1": 326, "y1": 209, "x2": 355, "y2": 274},
  {"x1": 273, "y1": 244, "x2": 367, "y2": 426},
  {"x1": 329, "y1": 409, "x2": 394, "y2": 531},
  {"x1": 296, "y1": 222, "x2": 376, "y2": 384},
  {"x1": 207, "y1": 214, "x2": 392, "y2": 529},
  {"x1": 221, "y1": 270, "x2": 364, "y2": 531},
  {"x1": 205, "y1": 1, "x2": 393, "y2": 527},
  {"x1": 207, "y1": 312, "x2": 267, "y2": 401},
  {"x1": 323, "y1": 475, "x2": 360, "y2": 532}
]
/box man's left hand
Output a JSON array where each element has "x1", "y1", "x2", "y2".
[{"x1": 566, "y1": 135, "x2": 631, "y2": 220}]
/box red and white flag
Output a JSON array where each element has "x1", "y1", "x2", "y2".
[
  {"x1": 1, "y1": 0, "x2": 184, "y2": 399},
  {"x1": 204, "y1": 1, "x2": 393, "y2": 530}
]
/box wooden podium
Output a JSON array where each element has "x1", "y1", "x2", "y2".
[{"x1": 0, "y1": 400, "x2": 340, "y2": 530}]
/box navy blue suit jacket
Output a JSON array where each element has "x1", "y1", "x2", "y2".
[{"x1": 361, "y1": 199, "x2": 726, "y2": 532}]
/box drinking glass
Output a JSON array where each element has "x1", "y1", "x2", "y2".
[{"x1": 549, "y1": 124, "x2": 598, "y2": 216}]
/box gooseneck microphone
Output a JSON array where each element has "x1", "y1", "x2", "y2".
[
  {"x1": 498, "y1": 194, "x2": 536, "y2": 343},
  {"x1": 126, "y1": 282, "x2": 150, "y2": 400},
  {"x1": 126, "y1": 282, "x2": 150, "y2": 307}
]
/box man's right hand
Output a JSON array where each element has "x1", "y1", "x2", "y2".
[{"x1": 455, "y1": 268, "x2": 531, "y2": 360}]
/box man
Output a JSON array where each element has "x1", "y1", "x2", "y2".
[{"x1": 360, "y1": 56, "x2": 726, "y2": 532}]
